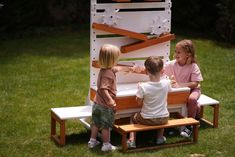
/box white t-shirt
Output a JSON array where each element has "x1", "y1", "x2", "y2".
[{"x1": 136, "y1": 79, "x2": 171, "y2": 119}]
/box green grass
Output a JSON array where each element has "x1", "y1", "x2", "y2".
[{"x1": 0, "y1": 29, "x2": 235, "y2": 157}]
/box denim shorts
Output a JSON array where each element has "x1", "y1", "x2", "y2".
[{"x1": 91, "y1": 104, "x2": 115, "y2": 129}]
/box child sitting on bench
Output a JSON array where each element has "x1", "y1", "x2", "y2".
[
  {"x1": 164, "y1": 39, "x2": 203, "y2": 138},
  {"x1": 127, "y1": 56, "x2": 172, "y2": 148}
]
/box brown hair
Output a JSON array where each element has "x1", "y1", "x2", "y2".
[
  {"x1": 176, "y1": 39, "x2": 197, "y2": 64},
  {"x1": 144, "y1": 56, "x2": 163, "y2": 75},
  {"x1": 99, "y1": 44, "x2": 120, "y2": 68}
]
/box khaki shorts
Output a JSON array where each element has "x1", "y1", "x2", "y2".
[
  {"x1": 91, "y1": 104, "x2": 115, "y2": 129},
  {"x1": 132, "y1": 112, "x2": 168, "y2": 126}
]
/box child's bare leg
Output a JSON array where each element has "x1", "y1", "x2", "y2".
[
  {"x1": 90, "y1": 124, "x2": 99, "y2": 139},
  {"x1": 129, "y1": 117, "x2": 136, "y2": 141},
  {"x1": 157, "y1": 128, "x2": 164, "y2": 139},
  {"x1": 102, "y1": 128, "x2": 110, "y2": 143}
]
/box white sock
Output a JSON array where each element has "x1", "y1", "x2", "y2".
[
  {"x1": 103, "y1": 142, "x2": 110, "y2": 146},
  {"x1": 89, "y1": 138, "x2": 96, "y2": 142}
]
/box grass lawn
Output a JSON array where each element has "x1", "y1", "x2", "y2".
[{"x1": 0, "y1": 28, "x2": 235, "y2": 157}]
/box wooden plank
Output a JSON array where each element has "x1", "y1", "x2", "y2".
[
  {"x1": 92, "y1": 23, "x2": 148, "y2": 41},
  {"x1": 118, "y1": 118, "x2": 199, "y2": 132},
  {"x1": 92, "y1": 60, "x2": 133, "y2": 69},
  {"x1": 112, "y1": 0, "x2": 130, "y2": 2},
  {"x1": 144, "y1": 0, "x2": 162, "y2": 1},
  {"x1": 90, "y1": 88, "x2": 189, "y2": 111},
  {"x1": 121, "y1": 33, "x2": 175, "y2": 53}
]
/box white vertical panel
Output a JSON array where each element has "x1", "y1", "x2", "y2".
[{"x1": 90, "y1": 0, "x2": 172, "y2": 87}]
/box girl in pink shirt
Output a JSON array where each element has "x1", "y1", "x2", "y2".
[{"x1": 164, "y1": 39, "x2": 203, "y2": 137}]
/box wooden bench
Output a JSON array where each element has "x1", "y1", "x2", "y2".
[
  {"x1": 50, "y1": 94, "x2": 219, "y2": 146},
  {"x1": 198, "y1": 94, "x2": 219, "y2": 128},
  {"x1": 50, "y1": 106, "x2": 92, "y2": 145},
  {"x1": 114, "y1": 118, "x2": 199, "y2": 152}
]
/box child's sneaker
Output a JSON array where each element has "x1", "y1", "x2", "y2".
[
  {"x1": 101, "y1": 143, "x2": 117, "y2": 152},
  {"x1": 127, "y1": 140, "x2": 136, "y2": 148},
  {"x1": 88, "y1": 140, "x2": 100, "y2": 148},
  {"x1": 180, "y1": 126, "x2": 192, "y2": 138},
  {"x1": 156, "y1": 136, "x2": 166, "y2": 145}
]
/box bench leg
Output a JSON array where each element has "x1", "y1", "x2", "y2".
[
  {"x1": 121, "y1": 133, "x2": 128, "y2": 152},
  {"x1": 60, "y1": 120, "x2": 66, "y2": 145},
  {"x1": 51, "y1": 114, "x2": 56, "y2": 137},
  {"x1": 200, "y1": 104, "x2": 219, "y2": 128},
  {"x1": 213, "y1": 104, "x2": 219, "y2": 128},
  {"x1": 200, "y1": 106, "x2": 204, "y2": 118},
  {"x1": 192, "y1": 124, "x2": 199, "y2": 143},
  {"x1": 51, "y1": 111, "x2": 66, "y2": 145}
]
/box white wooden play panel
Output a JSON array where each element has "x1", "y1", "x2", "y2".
[{"x1": 50, "y1": 0, "x2": 219, "y2": 146}]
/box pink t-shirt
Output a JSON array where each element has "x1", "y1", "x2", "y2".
[{"x1": 164, "y1": 60, "x2": 203, "y2": 84}]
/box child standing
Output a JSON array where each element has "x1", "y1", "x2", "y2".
[
  {"x1": 88, "y1": 44, "x2": 133, "y2": 152},
  {"x1": 164, "y1": 39, "x2": 203, "y2": 137},
  {"x1": 127, "y1": 57, "x2": 172, "y2": 148}
]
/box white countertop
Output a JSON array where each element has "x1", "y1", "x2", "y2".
[{"x1": 91, "y1": 82, "x2": 190, "y2": 97}]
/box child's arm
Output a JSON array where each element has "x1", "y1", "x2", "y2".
[
  {"x1": 170, "y1": 75, "x2": 199, "y2": 88},
  {"x1": 113, "y1": 65, "x2": 134, "y2": 73},
  {"x1": 136, "y1": 97, "x2": 143, "y2": 106},
  {"x1": 99, "y1": 89, "x2": 116, "y2": 110},
  {"x1": 113, "y1": 65, "x2": 146, "y2": 74},
  {"x1": 176, "y1": 81, "x2": 199, "y2": 89}
]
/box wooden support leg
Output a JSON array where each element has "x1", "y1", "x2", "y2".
[
  {"x1": 60, "y1": 120, "x2": 66, "y2": 145},
  {"x1": 51, "y1": 111, "x2": 66, "y2": 145},
  {"x1": 200, "y1": 104, "x2": 219, "y2": 128},
  {"x1": 213, "y1": 104, "x2": 219, "y2": 128},
  {"x1": 192, "y1": 124, "x2": 199, "y2": 143},
  {"x1": 121, "y1": 133, "x2": 128, "y2": 152},
  {"x1": 200, "y1": 106, "x2": 204, "y2": 118},
  {"x1": 51, "y1": 112, "x2": 56, "y2": 138}
]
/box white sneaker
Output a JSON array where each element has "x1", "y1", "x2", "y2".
[
  {"x1": 101, "y1": 143, "x2": 117, "y2": 152},
  {"x1": 156, "y1": 136, "x2": 166, "y2": 145},
  {"x1": 180, "y1": 126, "x2": 192, "y2": 138},
  {"x1": 88, "y1": 140, "x2": 100, "y2": 148}
]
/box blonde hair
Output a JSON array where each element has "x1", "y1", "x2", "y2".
[
  {"x1": 176, "y1": 39, "x2": 197, "y2": 64},
  {"x1": 144, "y1": 56, "x2": 163, "y2": 75},
  {"x1": 99, "y1": 44, "x2": 120, "y2": 68}
]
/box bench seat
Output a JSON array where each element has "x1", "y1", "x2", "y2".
[
  {"x1": 50, "y1": 106, "x2": 92, "y2": 145},
  {"x1": 114, "y1": 118, "x2": 199, "y2": 152}
]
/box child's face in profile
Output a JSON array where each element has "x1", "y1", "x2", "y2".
[{"x1": 174, "y1": 45, "x2": 189, "y2": 66}]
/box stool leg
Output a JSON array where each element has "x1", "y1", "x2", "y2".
[
  {"x1": 193, "y1": 124, "x2": 199, "y2": 143},
  {"x1": 60, "y1": 120, "x2": 66, "y2": 145},
  {"x1": 200, "y1": 106, "x2": 204, "y2": 118},
  {"x1": 213, "y1": 104, "x2": 219, "y2": 128},
  {"x1": 122, "y1": 133, "x2": 128, "y2": 152},
  {"x1": 51, "y1": 112, "x2": 56, "y2": 138}
]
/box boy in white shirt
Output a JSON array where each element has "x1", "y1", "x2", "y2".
[{"x1": 127, "y1": 56, "x2": 172, "y2": 148}]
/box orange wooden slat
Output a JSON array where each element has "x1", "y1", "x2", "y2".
[
  {"x1": 118, "y1": 118, "x2": 199, "y2": 132},
  {"x1": 90, "y1": 88, "x2": 189, "y2": 111},
  {"x1": 92, "y1": 23, "x2": 148, "y2": 41},
  {"x1": 121, "y1": 33, "x2": 175, "y2": 53}
]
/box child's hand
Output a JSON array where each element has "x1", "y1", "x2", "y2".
[
  {"x1": 132, "y1": 65, "x2": 143, "y2": 73},
  {"x1": 170, "y1": 75, "x2": 179, "y2": 88},
  {"x1": 111, "y1": 103, "x2": 117, "y2": 113}
]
